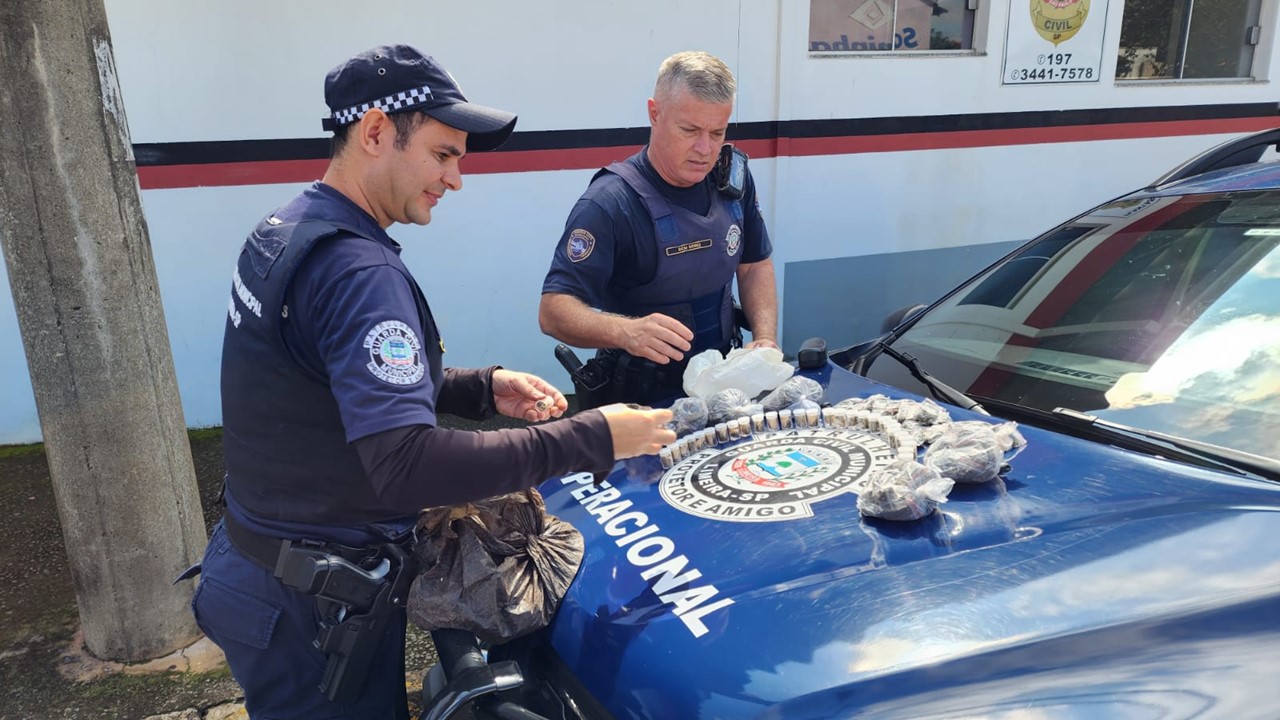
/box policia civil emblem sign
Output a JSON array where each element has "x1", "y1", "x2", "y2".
[
  {"x1": 660, "y1": 429, "x2": 896, "y2": 522},
  {"x1": 1002, "y1": 0, "x2": 1109, "y2": 85},
  {"x1": 1031, "y1": 0, "x2": 1088, "y2": 45}
]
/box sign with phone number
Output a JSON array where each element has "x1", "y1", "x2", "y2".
[
  {"x1": 1003, "y1": 0, "x2": 1111, "y2": 86},
  {"x1": 1008, "y1": 53, "x2": 1096, "y2": 82}
]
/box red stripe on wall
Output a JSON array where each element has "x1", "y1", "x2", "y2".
[
  {"x1": 135, "y1": 116, "x2": 1279, "y2": 190},
  {"x1": 138, "y1": 159, "x2": 329, "y2": 190},
  {"x1": 459, "y1": 146, "x2": 643, "y2": 175}
]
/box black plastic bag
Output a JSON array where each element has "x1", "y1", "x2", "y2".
[{"x1": 407, "y1": 488, "x2": 583, "y2": 644}]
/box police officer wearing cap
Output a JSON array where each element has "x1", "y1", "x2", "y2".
[
  {"x1": 539, "y1": 51, "x2": 779, "y2": 408},
  {"x1": 192, "y1": 45, "x2": 674, "y2": 719}
]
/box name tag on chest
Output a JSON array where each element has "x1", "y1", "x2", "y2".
[{"x1": 665, "y1": 238, "x2": 713, "y2": 257}]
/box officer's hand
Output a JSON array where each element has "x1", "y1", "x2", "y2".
[
  {"x1": 492, "y1": 369, "x2": 569, "y2": 422},
  {"x1": 622, "y1": 313, "x2": 694, "y2": 364},
  {"x1": 597, "y1": 404, "x2": 675, "y2": 460},
  {"x1": 745, "y1": 338, "x2": 779, "y2": 351}
]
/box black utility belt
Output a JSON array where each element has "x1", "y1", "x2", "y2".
[
  {"x1": 223, "y1": 511, "x2": 381, "y2": 575},
  {"x1": 606, "y1": 349, "x2": 685, "y2": 385},
  {"x1": 605, "y1": 343, "x2": 732, "y2": 383}
]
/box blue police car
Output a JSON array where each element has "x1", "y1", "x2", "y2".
[{"x1": 424, "y1": 130, "x2": 1280, "y2": 719}]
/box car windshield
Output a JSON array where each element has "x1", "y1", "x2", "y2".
[{"x1": 867, "y1": 189, "x2": 1280, "y2": 461}]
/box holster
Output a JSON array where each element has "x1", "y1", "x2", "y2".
[
  {"x1": 612, "y1": 352, "x2": 683, "y2": 406},
  {"x1": 570, "y1": 352, "x2": 620, "y2": 411},
  {"x1": 223, "y1": 512, "x2": 416, "y2": 703}
]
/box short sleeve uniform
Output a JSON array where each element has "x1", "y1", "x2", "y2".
[{"x1": 541, "y1": 149, "x2": 772, "y2": 312}]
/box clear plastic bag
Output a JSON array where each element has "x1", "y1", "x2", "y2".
[
  {"x1": 923, "y1": 424, "x2": 1004, "y2": 484},
  {"x1": 706, "y1": 388, "x2": 762, "y2": 426},
  {"x1": 760, "y1": 375, "x2": 825, "y2": 411},
  {"x1": 667, "y1": 396, "x2": 709, "y2": 437},
  {"x1": 893, "y1": 398, "x2": 952, "y2": 426},
  {"x1": 947, "y1": 420, "x2": 1027, "y2": 454},
  {"x1": 835, "y1": 394, "x2": 893, "y2": 413},
  {"x1": 857, "y1": 459, "x2": 954, "y2": 521}
]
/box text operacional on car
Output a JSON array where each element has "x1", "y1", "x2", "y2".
[{"x1": 559, "y1": 473, "x2": 733, "y2": 639}]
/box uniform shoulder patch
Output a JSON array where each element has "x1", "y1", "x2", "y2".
[
  {"x1": 363, "y1": 320, "x2": 425, "y2": 385},
  {"x1": 566, "y1": 229, "x2": 596, "y2": 263}
]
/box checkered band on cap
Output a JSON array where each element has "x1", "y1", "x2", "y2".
[{"x1": 330, "y1": 85, "x2": 435, "y2": 126}]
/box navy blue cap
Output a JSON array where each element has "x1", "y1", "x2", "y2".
[{"x1": 322, "y1": 44, "x2": 517, "y2": 152}]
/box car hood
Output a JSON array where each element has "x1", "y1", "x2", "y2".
[{"x1": 537, "y1": 365, "x2": 1280, "y2": 719}]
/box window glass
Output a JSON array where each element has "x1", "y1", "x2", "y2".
[
  {"x1": 1117, "y1": 0, "x2": 1260, "y2": 80},
  {"x1": 869, "y1": 191, "x2": 1280, "y2": 459},
  {"x1": 1183, "y1": 0, "x2": 1255, "y2": 78},
  {"x1": 809, "y1": 0, "x2": 976, "y2": 52},
  {"x1": 959, "y1": 226, "x2": 1095, "y2": 308}
]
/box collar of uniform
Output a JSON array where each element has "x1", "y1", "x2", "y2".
[
  {"x1": 637, "y1": 146, "x2": 714, "y2": 198},
  {"x1": 634, "y1": 147, "x2": 714, "y2": 211},
  {"x1": 306, "y1": 182, "x2": 402, "y2": 252}
]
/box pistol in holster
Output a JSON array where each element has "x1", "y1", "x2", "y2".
[
  {"x1": 275, "y1": 537, "x2": 418, "y2": 702},
  {"x1": 555, "y1": 343, "x2": 620, "y2": 411}
]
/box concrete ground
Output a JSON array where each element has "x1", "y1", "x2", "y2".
[{"x1": 0, "y1": 410, "x2": 535, "y2": 720}]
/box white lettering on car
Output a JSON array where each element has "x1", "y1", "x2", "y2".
[{"x1": 561, "y1": 473, "x2": 734, "y2": 638}]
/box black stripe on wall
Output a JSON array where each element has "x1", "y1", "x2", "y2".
[{"x1": 132, "y1": 102, "x2": 1279, "y2": 167}]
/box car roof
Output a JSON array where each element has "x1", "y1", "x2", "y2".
[
  {"x1": 1126, "y1": 127, "x2": 1280, "y2": 201},
  {"x1": 1133, "y1": 158, "x2": 1280, "y2": 199}
]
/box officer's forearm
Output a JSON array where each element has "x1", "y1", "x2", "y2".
[
  {"x1": 353, "y1": 415, "x2": 615, "y2": 510},
  {"x1": 539, "y1": 292, "x2": 632, "y2": 349},
  {"x1": 737, "y1": 259, "x2": 778, "y2": 342},
  {"x1": 437, "y1": 366, "x2": 499, "y2": 420}
]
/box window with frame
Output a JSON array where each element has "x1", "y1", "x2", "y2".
[
  {"x1": 809, "y1": 0, "x2": 977, "y2": 52},
  {"x1": 1116, "y1": 0, "x2": 1263, "y2": 80}
]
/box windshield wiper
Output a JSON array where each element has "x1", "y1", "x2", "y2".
[
  {"x1": 1051, "y1": 407, "x2": 1280, "y2": 481},
  {"x1": 969, "y1": 395, "x2": 1280, "y2": 480},
  {"x1": 874, "y1": 342, "x2": 989, "y2": 415}
]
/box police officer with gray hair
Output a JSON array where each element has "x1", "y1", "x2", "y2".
[
  {"x1": 540, "y1": 50, "x2": 779, "y2": 408},
  {"x1": 190, "y1": 44, "x2": 674, "y2": 719}
]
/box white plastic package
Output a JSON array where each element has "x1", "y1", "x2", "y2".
[{"x1": 683, "y1": 347, "x2": 794, "y2": 400}]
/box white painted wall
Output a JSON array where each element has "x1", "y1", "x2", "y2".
[{"x1": 2, "y1": 0, "x2": 1277, "y2": 443}]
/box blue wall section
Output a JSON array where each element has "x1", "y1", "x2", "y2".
[
  {"x1": 0, "y1": 263, "x2": 41, "y2": 445},
  {"x1": 782, "y1": 241, "x2": 1024, "y2": 352}
]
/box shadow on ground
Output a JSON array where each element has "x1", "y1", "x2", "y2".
[{"x1": 0, "y1": 407, "x2": 544, "y2": 720}]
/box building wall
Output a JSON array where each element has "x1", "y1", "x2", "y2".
[{"x1": 2, "y1": 0, "x2": 1277, "y2": 443}]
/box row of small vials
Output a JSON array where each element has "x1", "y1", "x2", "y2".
[{"x1": 659, "y1": 406, "x2": 921, "y2": 468}]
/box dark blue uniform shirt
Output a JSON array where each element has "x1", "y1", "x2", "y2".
[
  {"x1": 541, "y1": 148, "x2": 772, "y2": 310},
  {"x1": 222, "y1": 182, "x2": 444, "y2": 545},
  {"x1": 222, "y1": 183, "x2": 614, "y2": 546},
  {"x1": 280, "y1": 184, "x2": 442, "y2": 439}
]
